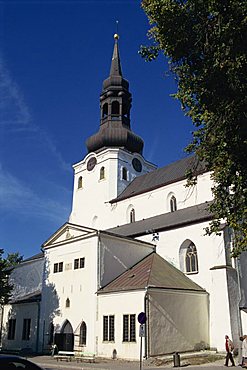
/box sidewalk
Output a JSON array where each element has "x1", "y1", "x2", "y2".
[{"x1": 30, "y1": 354, "x2": 227, "y2": 370}]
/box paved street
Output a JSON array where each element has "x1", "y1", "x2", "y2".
[{"x1": 30, "y1": 355, "x2": 229, "y2": 370}]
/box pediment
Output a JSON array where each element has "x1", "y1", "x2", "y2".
[{"x1": 42, "y1": 222, "x2": 97, "y2": 248}]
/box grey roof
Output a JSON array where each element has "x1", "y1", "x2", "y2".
[
  {"x1": 107, "y1": 202, "x2": 212, "y2": 238},
  {"x1": 98, "y1": 252, "x2": 205, "y2": 294},
  {"x1": 111, "y1": 155, "x2": 206, "y2": 203},
  {"x1": 9, "y1": 291, "x2": 41, "y2": 304}
]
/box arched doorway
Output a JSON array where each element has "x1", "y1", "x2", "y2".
[{"x1": 54, "y1": 320, "x2": 74, "y2": 351}]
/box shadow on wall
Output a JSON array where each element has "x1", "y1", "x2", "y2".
[{"x1": 41, "y1": 259, "x2": 61, "y2": 354}]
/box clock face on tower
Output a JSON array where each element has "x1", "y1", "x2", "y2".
[
  {"x1": 132, "y1": 158, "x2": 142, "y2": 172},
  {"x1": 87, "y1": 157, "x2": 97, "y2": 171}
]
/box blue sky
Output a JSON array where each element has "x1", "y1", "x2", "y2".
[{"x1": 0, "y1": 0, "x2": 194, "y2": 259}]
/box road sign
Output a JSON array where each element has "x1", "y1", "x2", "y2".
[
  {"x1": 138, "y1": 312, "x2": 147, "y2": 324},
  {"x1": 139, "y1": 324, "x2": 145, "y2": 337}
]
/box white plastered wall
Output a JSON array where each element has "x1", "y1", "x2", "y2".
[
  {"x1": 97, "y1": 290, "x2": 145, "y2": 360},
  {"x1": 40, "y1": 236, "x2": 98, "y2": 354},
  {"x1": 2, "y1": 302, "x2": 39, "y2": 353}
]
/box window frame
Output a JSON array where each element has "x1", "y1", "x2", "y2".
[
  {"x1": 122, "y1": 167, "x2": 128, "y2": 181},
  {"x1": 79, "y1": 321, "x2": 87, "y2": 346},
  {"x1": 130, "y1": 208, "x2": 135, "y2": 223},
  {"x1": 100, "y1": 166, "x2": 105, "y2": 180},
  {"x1": 7, "y1": 318, "x2": 16, "y2": 340},
  {"x1": 22, "y1": 318, "x2": 31, "y2": 341},
  {"x1": 78, "y1": 176, "x2": 83, "y2": 189},
  {"x1": 103, "y1": 315, "x2": 115, "y2": 342},
  {"x1": 170, "y1": 195, "x2": 177, "y2": 212},
  {"x1": 123, "y1": 314, "x2": 136, "y2": 342},
  {"x1": 185, "y1": 242, "x2": 199, "y2": 274}
]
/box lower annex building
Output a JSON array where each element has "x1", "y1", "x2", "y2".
[{"x1": 1, "y1": 34, "x2": 247, "y2": 360}]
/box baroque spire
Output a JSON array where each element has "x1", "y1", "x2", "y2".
[{"x1": 86, "y1": 34, "x2": 144, "y2": 154}]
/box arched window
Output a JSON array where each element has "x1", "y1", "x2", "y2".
[
  {"x1": 79, "y1": 322, "x2": 87, "y2": 346},
  {"x1": 122, "y1": 167, "x2": 128, "y2": 181},
  {"x1": 65, "y1": 298, "x2": 70, "y2": 308},
  {"x1": 48, "y1": 322, "x2": 54, "y2": 345},
  {"x1": 185, "y1": 242, "x2": 198, "y2": 273},
  {"x1": 102, "y1": 103, "x2": 108, "y2": 118},
  {"x1": 78, "y1": 176, "x2": 83, "y2": 189},
  {"x1": 111, "y1": 101, "x2": 120, "y2": 116},
  {"x1": 170, "y1": 195, "x2": 177, "y2": 212},
  {"x1": 130, "y1": 208, "x2": 135, "y2": 223},
  {"x1": 100, "y1": 166, "x2": 105, "y2": 180}
]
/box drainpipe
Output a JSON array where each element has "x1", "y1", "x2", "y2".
[{"x1": 144, "y1": 287, "x2": 149, "y2": 359}]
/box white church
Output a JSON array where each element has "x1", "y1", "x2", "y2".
[{"x1": 1, "y1": 34, "x2": 247, "y2": 360}]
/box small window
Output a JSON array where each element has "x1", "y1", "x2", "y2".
[
  {"x1": 122, "y1": 167, "x2": 128, "y2": 181},
  {"x1": 8, "y1": 319, "x2": 16, "y2": 340},
  {"x1": 103, "y1": 315, "x2": 115, "y2": 342},
  {"x1": 65, "y1": 298, "x2": 70, "y2": 308},
  {"x1": 123, "y1": 314, "x2": 136, "y2": 342},
  {"x1": 22, "y1": 318, "x2": 31, "y2": 340},
  {"x1": 78, "y1": 176, "x2": 83, "y2": 189},
  {"x1": 185, "y1": 242, "x2": 198, "y2": 273},
  {"x1": 53, "y1": 263, "x2": 58, "y2": 273},
  {"x1": 100, "y1": 166, "x2": 105, "y2": 180},
  {"x1": 170, "y1": 195, "x2": 177, "y2": 212},
  {"x1": 74, "y1": 258, "x2": 85, "y2": 270},
  {"x1": 102, "y1": 103, "x2": 108, "y2": 118},
  {"x1": 111, "y1": 101, "x2": 120, "y2": 115},
  {"x1": 130, "y1": 208, "x2": 135, "y2": 223},
  {"x1": 79, "y1": 322, "x2": 87, "y2": 345},
  {"x1": 58, "y1": 262, "x2": 63, "y2": 272}
]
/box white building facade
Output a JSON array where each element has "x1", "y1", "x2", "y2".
[{"x1": 1, "y1": 34, "x2": 247, "y2": 359}]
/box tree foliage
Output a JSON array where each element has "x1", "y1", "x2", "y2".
[
  {"x1": 5, "y1": 252, "x2": 23, "y2": 268},
  {"x1": 0, "y1": 249, "x2": 13, "y2": 305},
  {"x1": 140, "y1": 0, "x2": 247, "y2": 256}
]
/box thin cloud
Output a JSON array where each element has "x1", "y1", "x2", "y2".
[
  {"x1": 0, "y1": 56, "x2": 70, "y2": 171},
  {"x1": 0, "y1": 163, "x2": 70, "y2": 224}
]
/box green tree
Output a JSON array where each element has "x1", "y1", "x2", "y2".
[
  {"x1": 140, "y1": 0, "x2": 247, "y2": 256},
  {"x1": 5, "y1": 252, "x2": 23, "y2": 268},
  {"x1": 0, "y1": 249, "x2": 13, "y2": 305}
]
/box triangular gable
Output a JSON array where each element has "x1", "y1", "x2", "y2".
[
  {"x1": 98, "y1": 252, "x2": 204, "y2": 293},
  {"x1": 42, "y1": 222, "x2": 97, "y2": 248}
]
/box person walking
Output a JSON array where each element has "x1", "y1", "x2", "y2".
[
  {"x1": 240, "y1": 335, "x2": 247, "y2": 367},
  {"x1": 225, "y1": 335, "x2": 235, "y2": 367}
]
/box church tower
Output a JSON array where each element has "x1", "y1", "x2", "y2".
[{"x1": 69, "y1": 34, "x2": 156, "y2": 229}]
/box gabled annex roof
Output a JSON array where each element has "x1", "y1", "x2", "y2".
[
  {"x1": 111, "y1": 155, "x2": 206, "y2": 203},
  {"x1": 107, "y1": 202, "x2": 212, "y2": 238},
  {"x1": 98, "y1": 252, "x2": 205, "y2": 294}
]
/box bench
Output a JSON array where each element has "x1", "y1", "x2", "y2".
[
  {"x1": 54, "y1": 351, "x2": 74, "y2": 362},
  {"x1": 74, "y1": 352, "x2": 96, "y2": 363}
]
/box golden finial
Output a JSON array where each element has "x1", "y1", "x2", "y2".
[{"x1": 114, "y1": 20, "x2": 119, "y2": 40}]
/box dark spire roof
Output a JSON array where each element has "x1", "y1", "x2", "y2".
[
  {"x1": 110, "y1": 34, "x2": 122, "y2": 76},
  {"x1": 86, "y1": 34, "x2": 144, "y2": 154}
]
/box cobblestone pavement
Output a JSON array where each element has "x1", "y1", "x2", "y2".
[{"x1": 30, "y1": 355, "x2": 229, "y2": 370}]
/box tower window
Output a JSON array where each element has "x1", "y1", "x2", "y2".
[
  {"x1": 185, "y1": 242, "x2": 198, "y2": 273},
  {"x1": 130, "y1": 208, "x2": 135, "y2": 223},
  {"x1": 102, "y1": 103, "x2": 108, "y2": 118},
  {"x1": 170, "y1": 195, "x2": 177, "y2": 212},
  {"x1": 66, "y1": 298, "x2": 70, "y2": 308},
  {"x1": 122, "y1": 167, "x2": 128, "y2": 181},
  {"x1": 78, "y1": 176, "x2": 83, "y2": 189},
  {"x1": 100, "y1": 166, "x2": 105, "y2": 180},
  {"x1": 111, "y1": 101, "x2": 120, "y2": 116}
]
